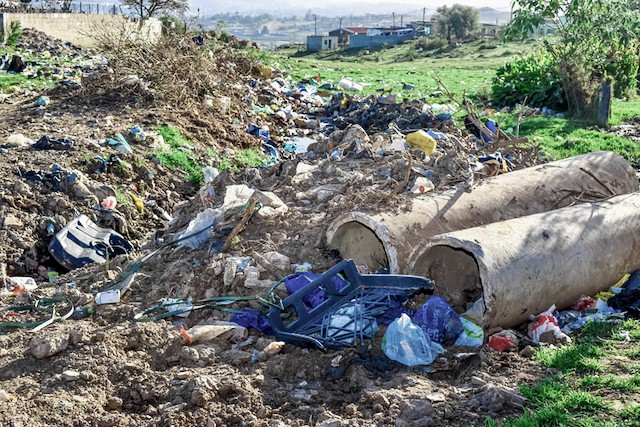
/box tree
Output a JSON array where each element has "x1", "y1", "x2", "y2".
[
  {"x1": 435, "y1": 4, "x2": 479, "y2": 43},
  {"x1": 506, "y1": 0, "x2": 640, "y2": 115},
  {"x1": 122, "y1": 0, "x2": 188, "y2": 23}
]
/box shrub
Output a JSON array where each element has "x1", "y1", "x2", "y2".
[
  {"x1": 416, "y1": 37, "x2": 447, "y2": 51},
  {"x1": 6, "y1": 21, "x2": 23, "y2": 47},
  {"x1": 491, "y1": 49, "x2": 566, "y2": 110}
]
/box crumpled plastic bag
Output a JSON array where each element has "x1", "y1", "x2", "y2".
[
  {"x1": 382, "y1": 313, "x2": 444, "y2": 366},
  {"x1": 454, "y1": 318, "x2": 484, "y2": 348},
  {"x1": 413, "y1": 296, "x2": 463, "y2": 345},
  {"x1": 173, "y1": 208, "x2": 222, "y2": 249},
  {"x1": 529, "y1": 305, "x2": 571, "y2": 344}
]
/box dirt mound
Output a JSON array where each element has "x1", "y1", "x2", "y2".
[{"x1": 16, "y1": 28, "x2": 83, "y2": 55}]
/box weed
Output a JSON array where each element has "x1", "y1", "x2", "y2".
[
  {"x1": 535, "y1": 343, "x2": 606, "y2": 374},
  {"x1": 212, "y1": 148, "x2": 269, "y2": 173},
  {"x1": 6, "y1": 21, "x2": 23, "y2": 47},
  {"x1": 156, "y1": 125, "x2": 193, "y2": 149},
  {"x1": 114, "y1": 187, "x2": 132, "y2": 207},
  {"x1": 152, "y1": 125, "x2": 203, "y2": 186},
  {"x1": 621, "y1": 405, "x2": 640, "y2": 426}
]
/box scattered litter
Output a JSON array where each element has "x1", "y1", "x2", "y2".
[
  {"x1": 487, "y1": 330, "x2": 519, "y2": 352},
  {"x1": 382, "y1": 313, "x2": 444, "y2": 366},
  {"x1": 529, "y1": 305, "x2": 571, "y2": 344},
  {"x1": 33, "y1": 135, "x2": 75, "y2": 150},
  {"x1": 181, "y1": 322, "x2": 248, "y2": 345},
  {"x1": 48, "y1": 214, "x2": 134, "y2": 270},
  {"x1": 413, "y1": 296, "x2": 463, "y2": 345}
]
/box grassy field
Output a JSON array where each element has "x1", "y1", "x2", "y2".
[
  {"x1": 485, "y1": 320, "x2": 640, "y2": 426},
  {"x1": 275, "y1": 40, "x2": 640, "y2": 165},
  {"x1": 276, "y1": 40, "x2": 529, "y2": 100}
]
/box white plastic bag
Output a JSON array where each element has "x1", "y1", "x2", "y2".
[
  {"x1": 382, "y1": 314, "x2": 444, "y2": 366},
  {"x1": 173, "y1": 208, "x2": 221, "y2": 249},
  {"x1": 454, "y1": 318, "x2": 484, "y2": 348}
]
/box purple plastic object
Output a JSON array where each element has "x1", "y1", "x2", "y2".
[
  {"x1": 285, "y1": 271, "x2": 348, "y2": 308},
  {"x1": 412, "y1": 296, "x2": 463, "y2": 345},
  {"x1": 230, "y1": 309, "x2": 273, "y2": 335}
]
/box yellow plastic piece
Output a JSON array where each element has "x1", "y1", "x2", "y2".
[
  {"x1": 594, "y1": 291, "x2": 615, "y2": 301},
  {"x1": 406, "y1": 130, "x2": 437, "y2": 155},
  {"x1": 614, "y1": 274, "x2": 631, "y2": 288},
  {"x1": 129, "y1": 192, "x2": 145, "y2": 214}
]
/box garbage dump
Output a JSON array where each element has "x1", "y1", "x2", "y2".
[
  {"x1": 326, "y1": 151, "x2": 638, "y2": 273},
  {"x1": 408, "y1": 192, "x2": 640, "y2": 328},
  {"x1": 3, "y1": 27, "x2": 640, "y2": 427}
]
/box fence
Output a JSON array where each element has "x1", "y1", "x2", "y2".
[{"x1": 0, "y1": 2, "x2": 131, "y2": 15}]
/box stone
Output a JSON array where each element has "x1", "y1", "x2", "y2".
[
  {"x1": 425, "y1": 392, "x2": 446, "y2": 402},
  {"x1": 62, "y1": 370, "x2": 80, "y2": 381},
  {"x1": 220, "y1": 349, "x2": 252, "y2": 366},
  {"x1": 179, "y1": 346, "x2": 200, "y2": 365},
  {"x1": 3, "y1": 214, "x2": 23, "y2": 229},
  {"x1": 30, "y1": 334, "x2": 69, "y2": 359},
  {"x1": 520, "y1": 345, "x2": 535, "y2": 358},
  {"x1": 175, "y1": 371, "x2": 189, "y2": 380},
  {"x1": 399, "y1": 399, "x2": 433, "y2": 422},
  {"x1": 263, "y1": 251, "x2": 290, "y2": 271},
  {"x1": 470, "y1": 376, "x2": 487, "y2": 387},
  {"x1": 106, "y1": 396, "x2": 123, "y2": 410}
]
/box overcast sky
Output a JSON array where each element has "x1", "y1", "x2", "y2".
[{"x1": 347, "y1": 0, "x2": 514, "y2": 10}]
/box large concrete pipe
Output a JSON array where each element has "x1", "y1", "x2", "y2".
[
  {"x1": 326, "y1": 151, "x2": 638, "y2": 274},
  {"x1": 407, "y1": 193, "x2": 640, "y2": 328}
]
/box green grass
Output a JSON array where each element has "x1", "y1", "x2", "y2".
[
  {"x1": 488, "y1": 320, "x2": 640, "y2": 426},
  {"x1": 273, "y1": 40, "x2": 640, "y2": 165},
  {"x1": 274, "y1": 40, "x2": 534, "y2": 101},
  {"x1": 152, "y1": 125, "x2": 203, "y2": 185},
  {"x1": 218, "y1": 148, "x2": 270, "y2": 172},
  {"x1": 0, "y1": 72, "x2": 52, "y2": 93},
  {"x1": 153, "y1": 125, "x2": 269, "y2": 186}
]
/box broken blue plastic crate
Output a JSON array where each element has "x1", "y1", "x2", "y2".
[{"x1": 267, "y1": 259, "x2": 434, "y2": 350}]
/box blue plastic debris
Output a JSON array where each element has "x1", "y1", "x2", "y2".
[
  {"x1": 230, "y1": 309, "x2": 274, "y2": 335},
  {"x1": 48, "y1": 214, "x2": 134, "y2": 270},
  {"x1": 267, "y1": 259, "x2": 433, "y2": 349},
  {"x1": 412, "y1": 296, "x2": 463, "y2": 345}
]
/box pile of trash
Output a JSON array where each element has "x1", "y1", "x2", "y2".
[
  {"x1": 2, "y1": 29, "x2": 639, "y2": 426},
  {"x1": 1, "y1": 29, "x2": 105, "y2": 99},
  {"x1": 15, "y1": 28, "x2": 83, "y2": 55}
]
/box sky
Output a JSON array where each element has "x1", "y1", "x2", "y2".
[
  {"x1": 191, "y1": 0, "x2": 515, "y2": 16},
  {"x1": 347, "y1": 0, "x2": 513, "y2": 9}
]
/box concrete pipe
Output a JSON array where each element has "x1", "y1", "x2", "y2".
[
  {"x1": 326, "y1": 151, "x2": 638, "y2": 274},
  {"x1": 407, "y1": 193, "x2": 640, "y2": 328}
]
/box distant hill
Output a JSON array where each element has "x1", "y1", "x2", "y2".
[
  {"x1": 191, "y1": 1, "x2": 511, "y2": 19},
  {"x1": 191, "y1": 0, "x2": 435, "y2": 17}
]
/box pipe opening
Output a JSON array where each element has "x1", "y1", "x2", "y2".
[
  {"x1": 329, "y1": 221, "x2": 389, "y2": 272},
  {"x1": 412, "y1": 245, "x2": 483, "y2": 313}
]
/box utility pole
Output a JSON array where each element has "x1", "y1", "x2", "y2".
[
  {"x1": 339, "y1": 17, "x2": 342, "y2": 30},
  {"x1": 423, "y1": 7, "x2": 426, "y2": 24},
  {"x1": 400, "y1": 15, "x2": 403, "y2": 27},
  {"x1": 392, "y1": 12, "x2": 395, "y2": 28},
  {"x1": 314, "y1": 15, "x2": 317, "y2": 36}
]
